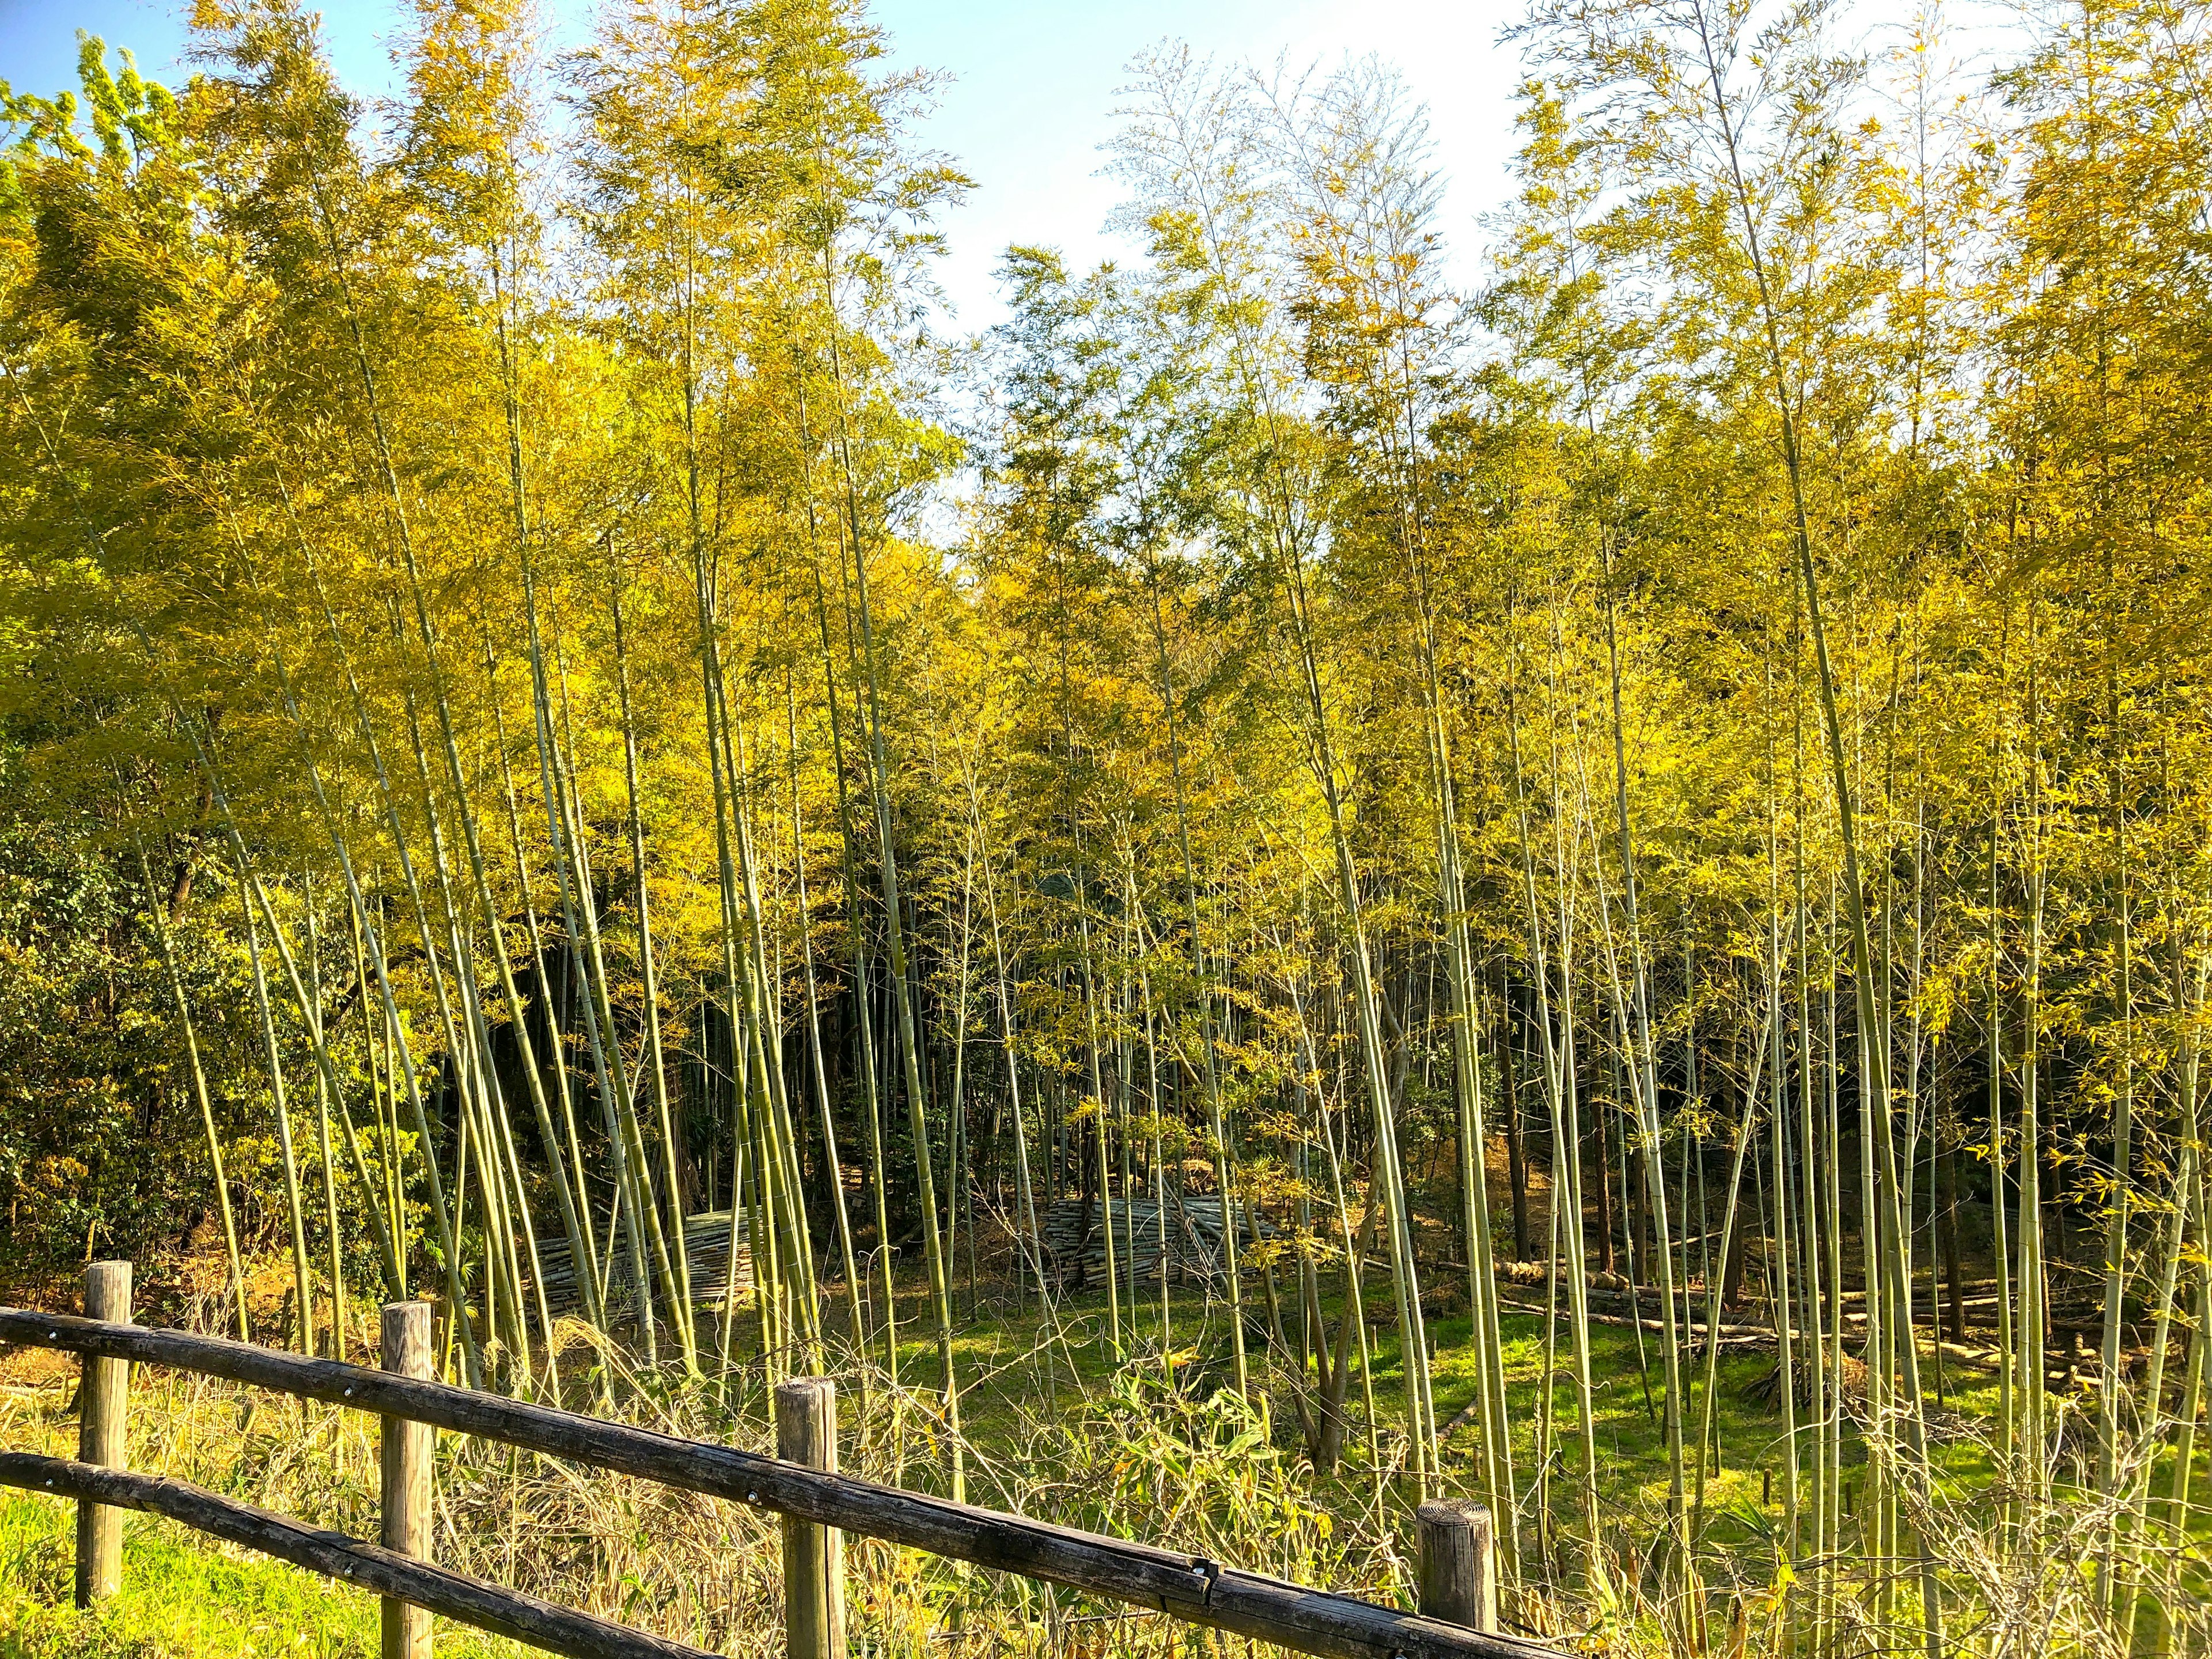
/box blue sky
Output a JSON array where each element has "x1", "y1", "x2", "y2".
[
  {"x1": 2, "y1": 0, "x2": 2022, "y2": 328},
  {"x1": 0, "y1": 0, "x2": 1525, "y2": 326}
]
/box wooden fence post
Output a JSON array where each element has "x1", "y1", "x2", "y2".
[
  {"x1": 1415, "y1": 1499, "x2": 1495, "y2": 1633},
  {"x1": 775, "y1": 1377, "x2": 844, "y2": 1659},
  {"x1": 381, "y1": 1301, "x2": 434, "y2": 1659},
  {"x1": 74, "y1": 1259, "x2": 131, "y2": 1609}
]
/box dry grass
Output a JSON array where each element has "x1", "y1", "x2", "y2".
[
  {"x1": 0, "y1": 1299, "x2": 1412, "y2": 1659},
  {"x1": 9, "y1": 1265, "x2": 2212, "y2": 1659}
]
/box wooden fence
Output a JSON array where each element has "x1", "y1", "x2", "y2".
[{"x1": 0, "y1": 1262, "x2": 1548, "y2": 1659}]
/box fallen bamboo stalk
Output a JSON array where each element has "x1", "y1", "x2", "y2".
[{"x1": 1494, "y1": 1297, "x2": 2007, "y2": 1371}]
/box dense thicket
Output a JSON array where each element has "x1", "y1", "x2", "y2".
[{"x1": 4, "y1": 0, "x2": 2210, "y2": 1649}]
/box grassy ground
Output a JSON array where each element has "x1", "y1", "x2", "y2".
[
  {"x1": 0, "y1": 1260, "x2": 2107, "y2": 1658},
  {"x1": 0, "y1": 1487, "x2": 531, "y2": 1659},
  {"x1": 0, "y1": 1351, "x2": 535, "y2": 1659},
  {"x1": 878, "y1": 1274, "x2": 1911, "y2": 1541}
]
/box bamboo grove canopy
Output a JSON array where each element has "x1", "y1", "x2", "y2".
[{"x1": 3, "y1": 0, "x2": 2211, "y2": 1650}]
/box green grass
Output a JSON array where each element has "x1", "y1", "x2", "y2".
[
  {"x1": 0, "y1": 1269, "x2": 2104, "y2": 1657},
  {"x1": 0, "y1": 1488, "x2": 529, "y2": 1658},
  {"x1": 876, "y1": 1277, "x2": 1870, "y2": 1522}
]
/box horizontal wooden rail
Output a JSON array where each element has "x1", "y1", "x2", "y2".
[
  {"x1": 0, "y1": 1452, "x2": 711, "y2": 1659},
  {"x1": 0, "y1": 1308, "x2": 1551, "y2": 1659}
]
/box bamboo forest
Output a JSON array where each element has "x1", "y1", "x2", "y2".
[{"x1": 1, "y1": 0, "x2": 2207, "y2": 1654}]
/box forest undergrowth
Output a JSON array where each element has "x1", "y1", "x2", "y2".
[{"x1": 6, "y1": 1245, "x2": 2209, "y2": 1659}]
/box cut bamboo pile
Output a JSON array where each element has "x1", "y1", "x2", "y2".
[
  {"x1": 529, "y1": 1212, "x2": 752, "y2": 1322},
  {"x1": 1039, "y1": 1195, "x2": 1269, "y2": 1289}
]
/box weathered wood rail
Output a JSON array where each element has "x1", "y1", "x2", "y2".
[
  {"x1": 1, "y1": 1263, "x2": 1550, "y2": 1659},
  {"x1": 0, "y1": 1450, "x2": 710, "y2": 1658}
]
